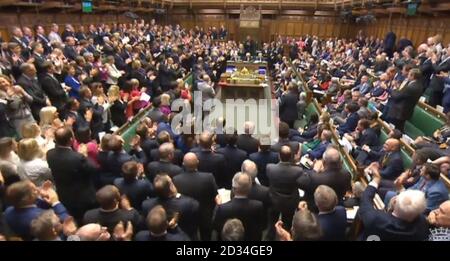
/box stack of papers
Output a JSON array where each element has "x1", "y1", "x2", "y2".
[{"x1": 217, "y1": 188, "x2": 231, "y2": 204}]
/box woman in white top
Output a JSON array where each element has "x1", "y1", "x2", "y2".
[
  {"x1": 105, "y1": 55, "x2": 123, "y2": 85},
  {"x1": 17, "y1": 138, "x2": 52, "y2": 186}
]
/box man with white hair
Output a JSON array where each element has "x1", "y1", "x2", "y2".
[
  {"x1": 241, "y1": 160, "x2": 270, "y2": 213},
  {"x1": 359, "y1": 166, "x2": 429, "y2": 241},
  {"x1": 314, "y1": 185, "x2": 347, "y2": 241},
  {"x1": 213, "y1": 172, "x2": 265, "y2": 241},
  {"x1": 237, "y1": 121, "x2": 259, "y2": 155}
]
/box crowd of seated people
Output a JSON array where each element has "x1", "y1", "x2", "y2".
[{"x1": 0, "y1": 19, "x2": 449, "y2": 241}]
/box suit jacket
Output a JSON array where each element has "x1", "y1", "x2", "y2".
[
  {"x1": 36, "y1": 34, "x2": 52, "y2": 54},
  {"x1": 248, "y1": 182, "x2": 271, "y2": 214},
  {"x1": 33, "y1": 53, "x2": 47, "y2": 75},
  {"x1": 318, "y1": 206, "x2": 347, "y2": 241},
  {"x1": 63, "y1": 46, "x2": 78, "y2": 61},
  {"x1": 40, "y1": 73, "x2": 67, "y2": 110},
  {"x1": 17, "y1": 75, "x2": 47, "y2": 121},
  {"x1": 374, "y1": 150, "x2": 404, "y2": 180},
  {"x1": 358, "y1": 185, "x2": 429, "y2": 241},
  {"x1": 145, "y1": 160, "x2": 183, "y2": 182},
  {"x1": 83, "y1": 208, "x2": 142, "y2": 233},
  {"x1": 147, "y1": 107, "x2": 164, "y2": 123},
  {"x1": 4, "y1": 200, "x2": 69, "y2": 240},
  {"x1": 213, "y1": 197, "x2": 265, "y2": 241},
  {"x1": 279, "y1": 91, "x2": 299, "y2": 124},
  {"x1": 173, "y1": 170, "x2": 218, "y2": 221},
  {"x1": 142, "y1": 195, "x2": 200, "y2": 239},
  {"x1": 216, "y1": 145, "x2": 248, "y2": 189},
  {"x1": 266, "y1": 162, "x2": 303, "y2": 212},
  {"x1": 106, "y1": 150, "x2": 146, "y2": 179},
  {"x1": 135, "y1": 227, "x2": 190, "y2": 241},
  {"x1": 195, "y1": 149, "x2": 226, "y2": 189},
  {"x1": 236, "y1": 134, "x2": 259, "y2": 155},
  {"x1": 338, "y1": 112, "x2": 360, "y2": 135},
  {"x1": 113, "y1": 178, "x2": 154, "y2": 211},
  {"x1": 249, "y1": 150, "x2": 279, "y2": 186},
  {"x1": 410, "y1": 177, "x2": 449, "y2": 214},
  {"x1": 110, "y1": 100, "x2": 127, "y2": 127},
  {"x1": 387, "y1": 80, "x2": 423, "y2": 121},
  {"x1": 46, "y1": 147, "x2": 98, "y2": 216},
  {"x1": 356, "y1": 128, "x2": 379, "y2": 148},
  {"x1": 306, "y1": 140, "x2": 330, "y2": 160},
  {"x1": 297, "y1": 167, "x2": 352, "y2": 210},
  {"x1": 271, "y1": 139, "x2": 300, "y2": 154},
  {"x1": 149, "y1": 148, "x2": 183, "y2": 166}
]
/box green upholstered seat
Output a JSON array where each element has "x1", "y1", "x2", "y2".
[
  {"x1": 294, "y1": 102, "x2": 319, "y2": 129},
  {"x1": 405, "y1": 105, "x2": 445, "y2": 139}
]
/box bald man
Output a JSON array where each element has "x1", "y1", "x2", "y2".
[
  {"x1": 266, "y1": 145, "x2": 304, "y2": 235},
  {"x1": 173, "y1": 153, "x2": 218, "y2": 241},
  {"x1": 364, "y1": 138, "x2": 404, "y2": 181}
]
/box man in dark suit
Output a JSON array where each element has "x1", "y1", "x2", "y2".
[
  {"x1": 216, "y1": 131, "x2": 247, "y2": 189},
  {"x1": 148, "y1": 131, "x2": 183, "y2": 166},
  {"x1": 250, "y1": 138, "x2": 279, "y2": 186},
  {"x1": 271, "y1": 122, "x2": 300, "y2": 156},
  {"x1": 279, "y1": 83, "x2": 299, "y2": 128},
  {"x1": 194, "y1": 132, "x2": 227, "y2": 189},
  {"x1": 386, "y1": 68, "x2": 424, "y2": 131},
  {"x1": 428, "y1": 47, "x2": 450, "y2": 107},
  {"x1": 237, "y1": 121, "x2": 259, "y2": 155},
  {"x1": 10, "y1": 26, "x2": 30, "y2": 59},
  {"x1": 241, "y1": 160, "x2": 271, "y2": 217},
  {"x1": 39, "y1": 61, "x2": 68, "y2": 112},
  {"x1": 173, "y1": 153, "x2": 219, "y2": 241},
  {"x1": 135, "y1": 205, "x2": 190, "y2": 241},
  {"x1": 352, "y1": 119, "x2": 380, "y2": 165},
  {"x1": 314, "y1": 185, "x2": 347, "y2": 241},
  {"x1": 30, "y1": 42, "x2": 46, "y2": 76},
  {"x1": 337, "y1": 102, "x2": 360, "y2": 136},
  {"x1": 83, "y1": 185, "x2": 143, "y2": 233},
  {"x1": 113, "y1": 161, "x2": 153, "y2": 211},
  {"x1": 358, "y1": 166, "x2": 429, "y2": 241},
  {"x1": 146, "y1": 142, "x2": 182, "y2": 182},
  {"x1": 297, "y1": 147, "x2": 352, "y2": 212},
  {"x1": 17, "y1": 63, "x2": 49, "y2": 121},
  {"x1": 46, "y1": 127, "x2": 98, "y2": 223},
  {"x1": 266, "y1": 146, "x2": 303, "y2": 233},
  {"x1": 142, "y1": 174, "x2": 200, "y2": 240},
  {"x1": 363, "y1": 138, "x2": 404, "y2": 181},
  {"x1": 147, "y1": 96, "x2": 165, "y2": 123},
  {"x1": 34, "y1": 25, "x2": 52, "y2": 55},
  {"x1": 106, "y1": 135, "x2": 147, "y2": 182},
  {"x1": 305, "y1": 129, "x2": 332, "y2": 160},
  {"x1": 63, "y1": 36, "x2": 78, "y2": 61},
  {"x1": 213, "y1": 172, "x2": 265, "y2": 241}
]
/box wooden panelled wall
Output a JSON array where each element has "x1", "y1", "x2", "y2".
[
  {"x1": 172, "y1": 14, "x2": 358, "y2": 43},
  {"x1": 356, "y1": 16, "x2": 450, "y2": 46},
  {"x1": 0, "y1": 12, "x2": 134, "y2": 42}
]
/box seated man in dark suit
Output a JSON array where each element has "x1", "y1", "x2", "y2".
[
  {"x1": 305, "y1": 129, "x2": 332, "y2": 160},
  {"x1": 298, "y1": 146, "x2": 352, "y2": 212},
  {"x1": 213, "y1": 172, "x2": 265, "y2": 241},
  {"x1": 216, "y1": 130, "x2": 247, "y2": 189},
  {"x1": 83, "y1": 185, "x2": 143, "y2": 233},
  {"x1": 363, "y1": 138, "x2": 404, "y2": 181},
  {"x1": 142, "y1": 174, "x2": 199, "y2": 240},
  {"x1": 358, "y1": 166, "x2": 429, "y2": 241},
  {"x1": 113, "y1": 161, "x2": 153, "y2": 211},
  {"x1": 271, "y1": 122, "x2": 300, "y2": 155},
  {"x1": 236, "y1": 121, "x2": 259, "y2": 155},
  {"x1": 267, "y1": 146, "x2": 303, "y2": 235},
  {"x1": 314, "y1": 185, "x2": 347, "y2": 241},
  {"x1": 135, "y1": 205, "x2": 190, "y2": 241},
  {"x1": 146, "y1": 142, "x2": 182, "y2": 182},
  {"x1": 194, "y1": 132, "x2": 226, "y2": 189},
  {"x1": 337, "y1": 102, "x2": 360, "y2": 136},
  {"x1": 173, "y1": 153, "x2": 218, "y2": 241},
  {"x1": 249, "y1": 136, "x2": 279, "y2": 186},
  {"x1": 4, "y1": 180, "x2": 69, "y2": 240},
  {"x1": 349, "y1": 119, "x2": 380, "y2": 165}
]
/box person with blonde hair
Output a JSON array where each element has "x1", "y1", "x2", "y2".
[
  {"x1": 17, "y1": 138, "x2": 52, "y2": 186},
  {"x1": 159, "y1": 93, "x2": 171, "y2": 116},
  {"x1": 21, "y1": 122, "x2": 54, "y2": 154}
]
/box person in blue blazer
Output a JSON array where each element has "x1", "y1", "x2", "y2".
[{"x1": 338, "y1": 102, "x2": 360, "y2": 136}]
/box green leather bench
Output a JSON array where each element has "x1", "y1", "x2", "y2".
[
  {"x1": 294, "y1": 102, "x2": 320, "y2": 129},
  {"x1": 404, "y1": 104, "x2": 445, "y2": 139}
]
